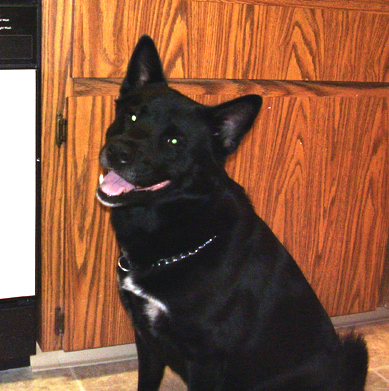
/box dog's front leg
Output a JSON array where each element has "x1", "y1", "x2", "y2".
[
  {"x1": 186, "y1": 360, "x2": 226, "y2": 391},
  {"x1": 135, "y1": 331, "x2": 165, "y2": 391}
]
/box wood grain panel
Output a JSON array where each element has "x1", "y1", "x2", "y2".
[
  {"x1": 73, "y1": 0, "x2": 189, "y2": 78},
  {"x1": 187, "y1": 94, "x2": 389, "y2": 316},
  {"x1": 72, "y1": 0, "x2": 389, "y2": 82},
  {"x1": 189, "y1": 2, "x2": 389, "y2": 81},
  {"x1": 195, "y1": 0, "x2": 389, "y2": 14},
  {"x1": 230, "y1": 96, "x2": 389, "y2": 315},
  {"x1": 64, "y1": 97, "x2": 134, "y2": 351},
  {"x1": 39, "y1": 0, "x2": 75, "y2": 352},
  {"x1": 71, "y1": 78, "x2": 389, "y2": 98}
]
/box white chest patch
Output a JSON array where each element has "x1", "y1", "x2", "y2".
[{"x1": 121, "y1": 275, "x2": 169, "y2": 323}]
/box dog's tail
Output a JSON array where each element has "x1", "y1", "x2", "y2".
[{"x1": 338, "y1": 332, "x2": 369, "y2": 391}]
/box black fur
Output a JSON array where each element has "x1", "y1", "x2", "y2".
[{"x1": 97, "y1": 35, "x2": 368, "y2": 391}]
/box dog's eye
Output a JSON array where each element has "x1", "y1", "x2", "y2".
[
  {"x1": 167, "y1": 138, "x2": 179, "y2": 146},
  {"x1": 126, "y1": 114, "x2": 137, "y2": 123},
  {"x1": 163, "y1": 126, "x2": 184, "y2": 147}
]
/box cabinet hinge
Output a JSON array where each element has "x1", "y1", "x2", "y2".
[
  {"x1": 56, "y1": 112, "x2": 67, "y2": 147},
  {"x1": 55, "y1": 306, "x2": 65, "y2": 335}
]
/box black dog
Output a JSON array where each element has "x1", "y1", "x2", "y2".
[{"x1": 97, "y1": 35, "x2": 368, "y2": 391}]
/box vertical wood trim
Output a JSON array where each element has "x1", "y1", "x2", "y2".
[
  {"x1": 39, "y1": 0, "x2": 74, "y2": 352},
  {"x1": 64, "y1": 96, "x2": 134, "y2": 351}
]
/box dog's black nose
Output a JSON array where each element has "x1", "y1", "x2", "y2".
[{"x1": 107, "y1": 143, "x2": 132, "y2": 165}]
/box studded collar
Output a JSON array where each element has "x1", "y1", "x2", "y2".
[{"x1": 117, "y1": 235, "x2": 217, "y2": 272}]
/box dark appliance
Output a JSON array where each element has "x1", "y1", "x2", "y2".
[{"x1": 0, "y1": 0, "x2": 40, "y2": 370}]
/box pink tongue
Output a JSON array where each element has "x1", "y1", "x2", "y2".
[{"x1": 100, "y1": 171, "x2": 135, "y2": 196}]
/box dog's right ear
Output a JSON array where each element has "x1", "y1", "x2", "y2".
[
  {"x1": 120, "y1": 35, "x2": 166, "y2": 96},
  {"x1": 209, "y1": 95, "x2": 262, "y2": 158}
]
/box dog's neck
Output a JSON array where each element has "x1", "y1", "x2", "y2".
[{"x1": 117, "y1": 235, "x2": 217, "y2": 272}]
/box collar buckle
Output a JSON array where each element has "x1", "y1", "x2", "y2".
[{"x1": 118, "y1": 255, "x2": 132, "y2": 272}]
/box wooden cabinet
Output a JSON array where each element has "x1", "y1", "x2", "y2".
[{"x1": 40, "y1": 0, "x2": 389, "y2": 352}]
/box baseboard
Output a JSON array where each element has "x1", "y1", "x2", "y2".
[
  {"x1": 31, "y1": 307, "x2": 389, "y2": 372},
  {"x1": 331, "y1": 306, "x2": 389, "y2": 329},
  {"x1": 31, "y1": 343, "x2": 137, "y2": 372}
]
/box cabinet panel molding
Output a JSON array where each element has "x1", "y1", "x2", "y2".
[
  {"x1": 195, "y1": 0, "x2": 389, "y2": 14},
  {"x1": 71, "y1": 78, "x2": 389, "y2": 98}
]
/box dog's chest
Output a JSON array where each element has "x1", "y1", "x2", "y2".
[{"x1": 121, "y1": 275, "x2": 169, "y2": 324}]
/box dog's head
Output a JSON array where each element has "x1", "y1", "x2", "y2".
[{"x1": 97, "y1": 35, "x2": 262, "y2": 207}]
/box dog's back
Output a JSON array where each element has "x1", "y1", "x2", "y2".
[{"x1": 251, "y1": 333, "x2": 368, "y2": 391}]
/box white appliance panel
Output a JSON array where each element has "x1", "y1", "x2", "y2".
[{"x1": 0, "y1": 69, "x2": 36, "y2": 299}]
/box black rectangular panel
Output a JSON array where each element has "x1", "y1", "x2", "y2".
[{"x1": 0, "y1": 2, "x2": 38, "y2": 66}]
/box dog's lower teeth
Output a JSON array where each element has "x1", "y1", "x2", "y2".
[{"x1": 99, "y1": 174, "x2": 104, "y2": 185}]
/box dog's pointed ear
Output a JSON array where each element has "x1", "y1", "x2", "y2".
[
  {"x1": 209, "y1": 95, "x2": 262, "y2": 157},
  {"x1": 120, "y1": 35, "x2": 166, "y2": 96}
]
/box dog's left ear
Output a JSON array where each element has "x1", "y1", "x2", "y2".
[
  {"x1": 209, "y1": 95, "x2": 262, "y2": 156},
  {"x1": 120, "y1": 35, "x2": 166, "y2": 96}
]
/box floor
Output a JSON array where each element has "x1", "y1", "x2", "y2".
[{"x1": 0, "y1": 321, "x2": 388, "y2": 390}]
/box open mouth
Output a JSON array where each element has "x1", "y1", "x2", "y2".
[{"x1": 97, "y1": 171, "x2": 171, "y2": 207}]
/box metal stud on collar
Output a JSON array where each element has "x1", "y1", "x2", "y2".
[{"x1": 152, "y1": 236, "x2": 217, "y2": 269}]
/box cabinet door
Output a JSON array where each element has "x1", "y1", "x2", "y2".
[
  {"x1": 62, "y1": 93, "x2": 388, "y2": 351},
  {"x1": 64, "y1": 96, "x2": 134, "y2": 351}
]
